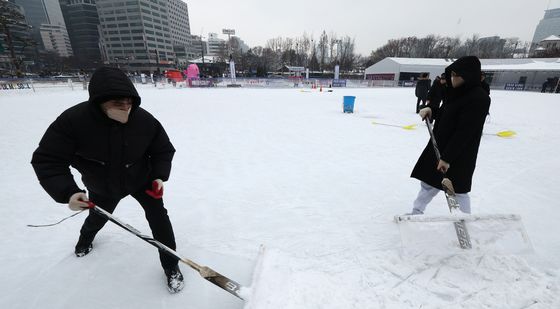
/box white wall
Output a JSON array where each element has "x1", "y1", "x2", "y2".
[
  {"x1": 364, "y1": 58, "x2": 400, "y2": 79},
  {"x1": 400, "y1": 65, "x2": 446, "y2": 81}
]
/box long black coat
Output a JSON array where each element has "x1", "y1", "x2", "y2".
[
  {"x1": 415, "y1": 79, "x2": 431, "y2": 99},
  {"x1": 31, "y1": 67, "x2": 175, "y2": 203},
  {"x1": 411, "y1": 57, "x2": 490, "y2": 193},
  {"x1": 427, "y1": 77, "x2": 445, "y2": 106}
]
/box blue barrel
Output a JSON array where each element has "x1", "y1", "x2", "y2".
[{"x1": 343, "y1": 96, "x2": 356, "y2": 113}]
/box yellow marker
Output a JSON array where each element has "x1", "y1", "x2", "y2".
[
  {"x1": 372, "y1": 121, "x2": 417, "y2": 130},
  {"x1": 496, "y1": 130, "x2": 516, "y2": 138}
]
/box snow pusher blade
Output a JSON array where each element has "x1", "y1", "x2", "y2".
[
  {"x1": 88, "y1": 203, "x2": 254, "y2": 301},
  {"x1": 241, "y1": 245, "x2": 267, "y2": 308},
  {"x1": 394, "y1": 213, "x2": 532, "y2": 254},
  {"x1": 395, "y1": 118, "x2": 533, "y2": 254}
]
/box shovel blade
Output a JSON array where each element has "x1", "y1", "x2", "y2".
[
  {"x1": 395, "y1": 214, "x2": 532, "y2": 254},
  {"x1": 197, "y1": 266, "x2": 245, "y2": 300}
]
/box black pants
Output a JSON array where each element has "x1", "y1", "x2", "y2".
[
  {"x1": 416, "y1": 98, "x2": 426, "y2": 113},
  {"x1": 79, "y1": 189, "x2": 178, "y2": 270}
]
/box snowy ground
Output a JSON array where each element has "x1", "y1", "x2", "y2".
[{"x1": 1, "y1": 85, "x2": 559, "y2": 308}]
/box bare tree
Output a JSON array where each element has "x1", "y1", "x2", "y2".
[
  {"x1": 329, "y1": 32, "x2": 339, "y2": 65},
  {"x1": 338, "y1": 36, "x2": 356, "y2": 71},
  {"x1": 318, "y1": 31, "x2": 329, "y2": 70},
  {"x1": 416, "y1": 35, "x2": 439, "y2": 58}
]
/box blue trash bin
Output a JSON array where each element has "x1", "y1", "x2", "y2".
[{"x1": 343, "y1": 96, "x2": 356, "y2": 113}]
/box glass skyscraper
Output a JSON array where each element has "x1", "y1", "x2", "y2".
[
  {"x1": 532, "y1": 7, "x2": 560, "y2": 44},
  {"x1": 59, "y1": 0, "x2": 102, "y2": 65},
  {"x1": 14, "y1": 0, "x2": 73, "y2": 57}
]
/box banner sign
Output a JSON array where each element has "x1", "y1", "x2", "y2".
[
  {"x1": 332, "y1": 79, "x2": 347, "y2": 87},
  {"x1": 0, "y1": 82, "x2": 32, "y2": 90},
  {"x1": 504, "y1": 83, "x2": 524, "y2": 91}
]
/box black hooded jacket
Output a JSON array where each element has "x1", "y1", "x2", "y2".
[
  {"x1": 415, "y1": 78, "x2": 431, "y2": 99},
  {"x1": 411, "y1": 56, "x2": 490, "y2": 193},
  {"x1": 31, "y1": 67, "x2": 176, "y2": 203},
  {"x1": 426, "y1": 76, "x2": 447, "y2": 115}
]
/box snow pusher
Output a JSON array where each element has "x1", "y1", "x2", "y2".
[
  {"x1": 87, "y1": 202, "x2": 265, "y2": 303},
  {"x1": 394, "y1": 119, "x2": 532, "y2": 254}
]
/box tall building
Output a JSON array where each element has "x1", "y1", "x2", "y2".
[
  {"x1": 206, "y1": 32, "x2": 226, "y2": 56},
  {"x1": 167, "y1": 0, "x2": 196, "y2": 67},
  {"x1": 59, "y1": 0, "x2": 101, "y2": 65},
  {"x1": 96, "y1": 0, "x2": 193, "y2": 72},
  {"x1": 532, "y1": 7, "x2": 560, "y2": 44},
  {"x1": 13, "y1": 0, "x2": 73, "y2": 57},
  {"x1": 190, "y1": 34, "x2": 207, "y2": 59},
  {"x1": 230, "y1": 36, "x2": 250, "y2": 53},
  {"x1": 39, "y1": 23, "x2": 73, "y2": 57},
  {"x1": 1, "y1": 1, "x2": 35, "y2": 73},
  {"x1": 203, "y1": 33, "x2": 250, "y2": 59}
]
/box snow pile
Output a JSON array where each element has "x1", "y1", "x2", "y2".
[{"x1": 0, "y1": 87, "x2": 559, "y2": 308}]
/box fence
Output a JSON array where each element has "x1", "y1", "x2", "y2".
[
  {"x1": 0, "y1": 77, "x2": 87, "y2": 92},
  {"x1": 4, "y1": 76, "x2": 554, "y2": 93}
]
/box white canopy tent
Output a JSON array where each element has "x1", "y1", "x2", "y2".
[{"x1": 364, "y1": 57, "x2": 560, "y2": 90}]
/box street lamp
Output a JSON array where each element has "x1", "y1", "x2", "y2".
[
  {"x1": 223, "y1": 29, "x2": 236, "y2": 83},
  {"x1": 222, "y1": 28, "x2": 236, "y2": 57}
]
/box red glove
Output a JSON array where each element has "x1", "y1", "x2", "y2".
[{"x1": 145, "y1": 179, "x2": 164, "y2": 199}]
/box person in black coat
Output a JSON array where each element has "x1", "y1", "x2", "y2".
[
  {"x1": 415, "y1": 73, "x2": 431, "y2": 113},
  {"x1": 541, "y1": 80, "x2": 549, "y2": 93},
  {"x1": 425, "y1": 73, "x2": 448, "y2": 121},
  {"x1": 480, "y1": 71, "x2": 490, "y2": 95},
  {"x1": 31, "y1": 67, "x2": 184, "y2": 293},
  {"x1": 408, "y1": 56, "x2": 490, "y2": 215}
]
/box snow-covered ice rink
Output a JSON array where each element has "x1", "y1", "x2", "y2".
[{"x1": 1, "y1": 85, "x2": 559, "y2": 308}]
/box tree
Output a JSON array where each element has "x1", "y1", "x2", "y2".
[
  {"x1": 0, "y1": 0, "x2": 35, "y2": 76},
  {"x1": 366, "y1": 34, "x2": 531, "y2": 67},
  {"x1": 317, "y1": 31, "x2": 329, "y2": 71},
  {"x1": 308, "y1": 49, "x2": 319, "y2": 71},
  {"x1": 338, "y1": 36, "x2": 356, "y2": 71}
]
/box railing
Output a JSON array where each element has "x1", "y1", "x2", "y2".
[{"x1": 3, "y1": 76, "x2": 554, "y2": 92}]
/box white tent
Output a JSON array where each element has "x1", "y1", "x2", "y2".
[
  {"x1": 364, "y1": 57, "x2": 456, "y2": 84},
  {"x1": 364, "y1": 57, "x2": 560, "y2": 90}
]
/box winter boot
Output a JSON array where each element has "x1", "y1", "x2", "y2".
[
  {"x1": 75, "y1": 243, "x2": 93, "y2": 257},
  {"x1": 74, "y1": 235, "x2": 93, "y2": 257},
  {"x1": 164, "y1": 265, "x2": 185, "y2": 294}
]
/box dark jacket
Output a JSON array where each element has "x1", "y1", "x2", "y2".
[
  {"x1": 411, "y1": 56, "x2": 490, "y2": 193},
  {"x1": 481, "y1": 80, "x2": 490, "y2": 95},
  {"x1": 31, "y1": 67, "x2": 175, "y2": 203},
  {"x1": 415, "y1": 78, "x2": 431, "y2": 99},
  {"x1": 426, "y1": 77, "x2": 447, "y2": 109}
]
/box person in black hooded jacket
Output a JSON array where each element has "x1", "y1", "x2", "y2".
[
  {"x1": 425, "y1": 72, "x2": 448, "y2": 120},
  {"x1": 31, "y1": 67, "x2": 184, "y2": 293},
  {"x1": 407, "y1": 56, "x2": 490, "y2": 215},
  {"x1": 415, "y1": 73, "x2": 431, "y2": 113}
]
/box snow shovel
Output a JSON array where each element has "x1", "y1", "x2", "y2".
[
  {"x1": 395, "y1": 119, "x2": 532, "y2": 254},
  {"x1": 86, "y1": 202, "x2": 246, "y2": 300},
  {"x1": 372, "y1": 121, "x2": 418, "y2": 130}
]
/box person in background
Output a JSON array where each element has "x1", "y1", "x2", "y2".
[
  {"x1": 408, "y1": 56, "x2": 490, "y2": 215},
  {"x1": 425, "y1": 72, "x2": 448, "y2": 121},
  {"x1": 481, "y1": 71, "x2": 490, "y2": 95},
  {"x1": 415, "y1": 72, "x2": 432, "y2": 113},
  {"x1": 541, "y1": 79, "x2": 549, "y2": 93},
  {"x1": 31, "y1": 67, "x2": 184, "y2": 293}
]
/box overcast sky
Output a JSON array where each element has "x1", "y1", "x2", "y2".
[{"x1": 185, "y1": 0, "x2": 560, "y2": 55}]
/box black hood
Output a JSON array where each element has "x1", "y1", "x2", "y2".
[
  {"x1": 446, "y1": 56, "x2": 482, "y2": 89},
  {"x1": 88, "y1": 67, "x2": 141, "y2": 109}
]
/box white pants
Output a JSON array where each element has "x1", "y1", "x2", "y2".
[{"x1": 412, "y1": 181, "x2": 471, "y2": 214}]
